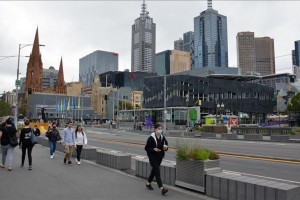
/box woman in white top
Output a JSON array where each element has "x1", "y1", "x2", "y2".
[{"x1": 74, "y1": 125, "x2": 88, "y2": 165}]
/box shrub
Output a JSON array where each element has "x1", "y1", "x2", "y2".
[{"x1": 175, "y1": 139, "x2": 219, "y2": 161}]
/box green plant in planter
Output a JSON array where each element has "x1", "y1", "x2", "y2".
[{"x1": 176, "y1": 139, "x2": 219, "y2": 161}]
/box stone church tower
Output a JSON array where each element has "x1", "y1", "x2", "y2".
[
  {"x1": 25, "y1": 27, "x2": 43, "y2": 94},
  {"x1": 54, "y1": 58, "x2": 67, "y2": 94}
]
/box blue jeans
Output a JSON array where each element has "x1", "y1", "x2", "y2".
[{"x1": 49, "y1": 141, "x2": 57, "y2": 156}]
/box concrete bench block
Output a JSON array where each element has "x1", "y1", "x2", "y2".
[
  {"x1": 96, "y1": 150, "x2": 131, "y2": 170},
  {"x1": 244, "y1": 134, "x2": 263, "y2": 141},
  {"x1": 135, "y1": 158, "x2": 176, "y2": 185},
  {"x1": 270, "y1": 135, "x2": 290, "y2": 142},
  {"x1": 201, "y1": 133, "x2": 217, "y2": 138},
  {"x1": 221, "y1": 134, "x2": 238, "y2": 140},
  {"x1": 72, "y1": 146, "x2": 97, "y2": 160}
]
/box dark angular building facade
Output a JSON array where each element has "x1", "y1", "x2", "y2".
[
  {"x1": 143, "y1": 75, "x2": 275, "y2": 123},
  {"x1": 99, "y1": 71, "x2": 156, "y2": 91}
]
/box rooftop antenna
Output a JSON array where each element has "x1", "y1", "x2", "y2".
[
  {"x1": 208, "y1": 0, "x2": 212, "y2": 9},
  {"x1": 141, "y1": 0, "x2": 148, "y2": 20}
]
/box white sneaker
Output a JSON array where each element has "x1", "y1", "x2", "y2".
[
  {"x1": 50, "y1": 155, "x2": 53, "y2": 159},
  {"x1": 77, "y1": 161, "x2": 81, "y2": 165}
]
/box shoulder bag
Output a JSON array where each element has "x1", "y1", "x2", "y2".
[{"x1": 31, "y1": 129, "x2": 38, "y2": 144}]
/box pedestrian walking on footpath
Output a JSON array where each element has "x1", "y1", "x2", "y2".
[
  {"x1": 0, "y1": 118, "x2": 18, "y2": 171},
  {"x1": 45, "y1": 122, "x2": 61, "y2": 159},
  {"x1": 74, "y1": 125, "x2": 88, "y2": 165},
  {"x1": 144, "y1": 123, "x2": 169, "y2": 195},
  {"x1": 19, "y1": 120, "x2": 36, "y2": 170},
  {"x1": 62, "y1": 121, "x2": 75, "y2": 165},
  {"x1": 32, "y1": 125, "x2": 41, "y2": 137}
]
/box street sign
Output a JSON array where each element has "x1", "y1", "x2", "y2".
[
  {"x1": 166, "y1": 114, "x2": 171, "y2": 120},
  {"x1": 15, "y1": 80, "x2": 21, "y2": 87}
]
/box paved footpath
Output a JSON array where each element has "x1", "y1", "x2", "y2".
[{"x1": 0, "y1": 144, "x2": 214, "y2": 200}]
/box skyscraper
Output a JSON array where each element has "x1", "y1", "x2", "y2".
[
  {"x1": 183, "y1": 31, "x2": 195, "y2": 68},
  {"x1": 236, "y1": 32, "x2": 256, "y2": 75},
  {"x1": 237, "y1": 32, "x2": 275, "y2": 76},
  {"x1": 294, "y1": 40, "x2": 300, "y2": 67},
  {"x1": 174, "y1": 38, "x2": 184, "y2": 51},
  {"x1": 194, "y1": 0, "x2": 228, "y2": 68},
  {"x1": 255, "y1": 37, "x2": 275, "y2": 76},
  {"x1": 131, "y1": 0, "x2": 156, "y2": 73},
  {"x1": 79, "y1": 50, "x2": 118, "y2": 87}
]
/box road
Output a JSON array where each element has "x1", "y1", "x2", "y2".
[{"x1": 81, "y1": 127, "x2": 300, "y2": 183}]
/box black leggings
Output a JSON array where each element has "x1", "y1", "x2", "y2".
[
  {"x1": 76, "y1": 145, "x2": 83, "y2": 161},
  {"x1": 21, "y1": 143, "x2": 34, "y2": 166},
  {"x1": 148, "y1": 158, "x2": 163, "y2": 188}
]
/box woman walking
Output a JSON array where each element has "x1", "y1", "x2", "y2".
[
  {"x1": 45, "y1": 122, "x2": 61, "y2": 159},
  {"x1": 19, "y1": 120, "x2": 35, "y2": 170},
  {"x1": 74, "y1": 125, "x2": 88, "y2": 165},
  {"x1": 0, "y1": 118, "x2": 18, "y2": 171},
  {"x1": 145, "y1": 123, "x2": 169, "y2": 195}
]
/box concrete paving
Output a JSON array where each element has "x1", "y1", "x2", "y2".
[{"x1": 0, "y1": 144, "x2": 214, "y2": 200}]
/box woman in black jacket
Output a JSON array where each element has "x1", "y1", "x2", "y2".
[
  {"x1": 144, "y1": 124, "x2": 169, "y2": 195},
  {"x1": 19, "y1": 120, "x2": 34, "y2": 170}
]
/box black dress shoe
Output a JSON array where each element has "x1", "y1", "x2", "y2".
[
  {"x1": 146, "y1": 184, "x2": 154, "y2": 190},
  {"x1": 161, "y1": 188, "x2": 168, "y2": 195}
]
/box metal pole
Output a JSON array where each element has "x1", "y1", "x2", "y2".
[
  {"x1": 163, "y1": 75, "x2": 166, "y2": 134},
  {"x1": 14, "y1": 44, "x2": 21, "y2": 127}
]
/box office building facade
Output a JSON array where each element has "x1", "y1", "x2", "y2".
[
  {"x1": 131, "y1": 0, "x2": 156, "y2": 73},
  {"x1": 294, "y1": 40, "x2": 300, "y2": 67},
  {"x1": 236, "y1": 32, "x2": 256, "y2": 75},
  {"x1": 183, "y1": 31, "x2": 195, "y2": 68},
  {"x1": 170, "y1": 50, "x2": 191, "y2": 74},
  {"x1": 155, "y1": 50, "x2": 171, "y2": 76},
  {"x1": 194, "y1": 1, "x2": 228, "y2": 68},
  {"x1": 79, "y1": 50, "x2": 118, "y2": 87},
  {"x1": 255, "y1": 37, "x2": 275, "y2": 76},
  {"x1": 174, "y1": 38, "x2": 184, "y2": 51}
]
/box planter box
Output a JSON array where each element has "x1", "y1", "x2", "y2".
[
  {"x1": 201, "y1": 133, "x2": 217, "y2": 138},
  {"x1": 175, "y1": 159, "x2": 220, "y2": 192},
  {"x1": 96, "y1": 150, "x2": 131, "y2": 170},
  {"x1": 72, "y1": 146, "x2": 97, "y2": 160},
  {"x1": 270, "y1": 135, "x2": 290, "y2": 142},
  {"x1": 221, "y1": 134, "x2": 238, "y2": 140},
  {"x1": 135, "y1": 158, "x2": 176, "y2": 185},
  {"x1": 244, "y1": 134, "x2": 263, "y2": 141}
]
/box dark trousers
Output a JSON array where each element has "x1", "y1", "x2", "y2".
[
  {"x1": 148, "y1": 158, "x2": 163, "y2": 188},
  {"x1": 76, "y1": 145, "x2": 83, "y2": 161},
  {"x1": 21, "y1": 143, "x2": 34, "y2": 166}
]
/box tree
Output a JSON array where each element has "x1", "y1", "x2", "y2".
[
  {"x1": 119, "y1": 100, "x2": 133, "y2": 110},
  {"x1": 0, "y1": 101, "x2": 11, "y2": 116},
  {"x1": 287, "y1": 92, "x2": 300, "y2": 112}
]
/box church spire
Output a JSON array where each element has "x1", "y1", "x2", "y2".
[
  {"x1": 55, "y1": 57, "x2": 67, "y2": 94},
  {"x1": 31, "y1": 27, "x2": 41, "y2": 57},
  {"x1": 25, "y1": 27, "x2": 43, "y2": 94}
]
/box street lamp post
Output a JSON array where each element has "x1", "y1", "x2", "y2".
[
  {"x1": 216, "y1": 102, "x2": 224, "y2": 124},
  {"x1": 14, "y1": 43, "x2": 45, "y2": 126}
]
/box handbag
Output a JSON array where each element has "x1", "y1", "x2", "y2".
[
  {"x1": 31, "y1": 129, "x2": 38, "y2": 144},
  {"x1": 4, "y1": 127, "x2": 18, "y2": 147}
]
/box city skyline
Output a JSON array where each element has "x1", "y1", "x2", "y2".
[{"x1": 0, "y1": 1, "x2": 299, "y2": 94}]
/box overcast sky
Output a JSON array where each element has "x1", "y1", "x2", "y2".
[{"x1": 0, "y1": 0, "x2": 299, "y2": 94}]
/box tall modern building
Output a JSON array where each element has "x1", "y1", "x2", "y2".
[
  {"x1": 236, "y1": 32, "x2": 256, "y2": 75},
  {"x1": 131, "y1": 0, "x2": 156, "y2": 73},
  {"x1": 194, "y1": 0, "x2": 228, "y2": 69},
  {"x1": 237, "y1": 32, "x2": 275, "y2": 76},
  {"x1": 155, "y1": 50, "x2": 190, "y2": 76},
  {"x1": 174, "y1": 38, "x2": 184, "y2": 51},
  {"x1": 42, "y1": 66, "x2": 58, "y2": 89},
  {"x1": 294, "y1": 40, "x2": 300, "y2": 67},
  {"x1": 79, "y1": 50, "x2": 118, "y2": 87},
  {"x1": 255, "y1": 37, "x2": 275, "y2": 76},
  {"x1": 183, "y1": 31, "x2": 195, "y2": 68}
]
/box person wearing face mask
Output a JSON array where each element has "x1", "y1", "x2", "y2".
[
  {"x1": 45, "y1": 122, "x2": 61, "y2": 159},
  {"x1": 144, "y1": 124, "x2": 169, "y2": 195},
  {"x1": 32, "y1": 125, "x2": 41, "y2": 137}
]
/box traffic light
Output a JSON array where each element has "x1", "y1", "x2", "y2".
[
  {"x1": 104, "y1": 95, "x2": 108, "y2": 100},
  {"x1": 28, "y1": 88, "x2": 32, "y2": 95}
]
